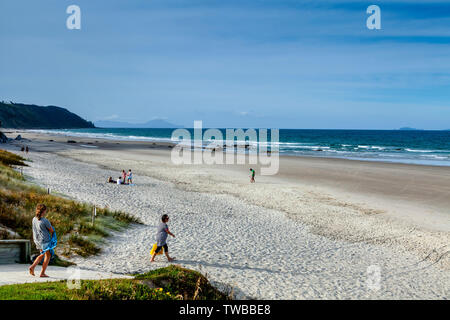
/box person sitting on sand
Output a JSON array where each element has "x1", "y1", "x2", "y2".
[
  {"x1": 117, "y1": 176, "x2": 123, "y2": 185},
  {"x1": 29, "y1": 204, "x2": 54, "y2": 278},
  {"x1": 250, "y1": 168, "x2": 255, "y2": 183},
  {"x1": 150, "y1": 214, "x2": 175, "y2": 263},
  {"x1": 108, "y1": 176, "x2": 114, "y2": 183},
  {"x1": 122, "y1": 170, "x2": 127, "y2": 185},
  {"x1": 127, "y1": 169, "x2": 133, "y2": 184}
]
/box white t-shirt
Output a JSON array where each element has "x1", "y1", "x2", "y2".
[{"x1": 117, "y1": 178, "x2": 122, "y2": 184}]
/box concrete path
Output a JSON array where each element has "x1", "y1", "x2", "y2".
[{"x1": 0, "y1": 264, "x2": 132, "y2": 286}]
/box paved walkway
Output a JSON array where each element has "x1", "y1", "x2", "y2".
[{"x1": 0, "y1": 264, "x2": 132, "y2": 286}]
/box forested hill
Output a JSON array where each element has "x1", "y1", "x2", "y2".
[{"x1": 0, "y1": 102, "x2": 95, "y2": 129}]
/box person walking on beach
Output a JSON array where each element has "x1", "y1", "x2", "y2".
[
  {"x1": 29, "y1": 204, "x2": 54, "y2": 278},
  {"x1": 150, "y1": 214, "x2": 175, "y2": 262},
  {"x1": 250, "y1": 168, "x2": 255, "y2": 183}
]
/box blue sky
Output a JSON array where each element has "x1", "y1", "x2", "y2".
[{"x1": 1, "y1": 0, "x2": 449, "y2": 129}]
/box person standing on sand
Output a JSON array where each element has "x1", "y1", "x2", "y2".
[
  {"x1": 127, "y1": 169, "x2": 133, "y2": 184},
  {"x1": 122, "y1": 170, "x2": 127, "y2": 185},
  {"x1": 250, "y1": 168, "x2": 255, "y2": 183},
  {"x1": 29, "y1": 204, "x2": 54, "y2": 278},
  {"x1": 150, "y1": 214, "x2": 175, "y2": 262}
]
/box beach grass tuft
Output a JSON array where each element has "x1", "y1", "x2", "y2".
[
  {"x1": 134, "y1": 265, "x2": 230, "y2": 300},
  {"x1": 0, "y1": 149, "x2": 27, "y2": 167},
  {"x1": 67, "y1": 234, "x2": 101, "y2": 257}
]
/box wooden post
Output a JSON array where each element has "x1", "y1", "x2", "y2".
[{"x1": 92, "y1": 206, "x2": 96, "y2": 226}]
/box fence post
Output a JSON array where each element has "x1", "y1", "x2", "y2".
[{"x1": 92, "y1": 206, "x2": 96, "y2": 226}]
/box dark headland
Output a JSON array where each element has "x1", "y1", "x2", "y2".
[{"x1": 0, "y1": 101, "x2": 94, "y2": 129}]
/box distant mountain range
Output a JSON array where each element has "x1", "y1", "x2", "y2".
[
  {"x1": 0, "y1": 102, "x2": 94, "y2": 129},
  {"x1": 94, "y1": 119, "x2": 183, "y2": 128}
]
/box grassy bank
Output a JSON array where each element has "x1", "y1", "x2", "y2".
[
  {"x1": 0, "y1": 265, "x2": 231, "y2": 300},
  {"x1": 0, "y1": 149, "x2": 141, "y2": 259}
]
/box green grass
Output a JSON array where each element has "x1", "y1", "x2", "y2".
[
  {"x1": 0, "y1": 266, "x2": 231, "y2": 300},
  {"x1": 135, "y1": 265, "x2": 230, "y2": 300},
  {"x1": 0, "y1": 149, "x2": 142, "y2": 260}
]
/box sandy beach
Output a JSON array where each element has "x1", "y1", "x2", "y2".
[{"x1": 2, "y1": 129, "x2": 449, "y2": 299}]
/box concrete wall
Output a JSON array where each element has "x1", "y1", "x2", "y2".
[{"x1": 0, "y1": 240, "x2": 31, "y2": 264}]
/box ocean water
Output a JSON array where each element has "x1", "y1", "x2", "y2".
[{"x1": 32, "y1": 128, "x2": 450, "y2": 166}]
